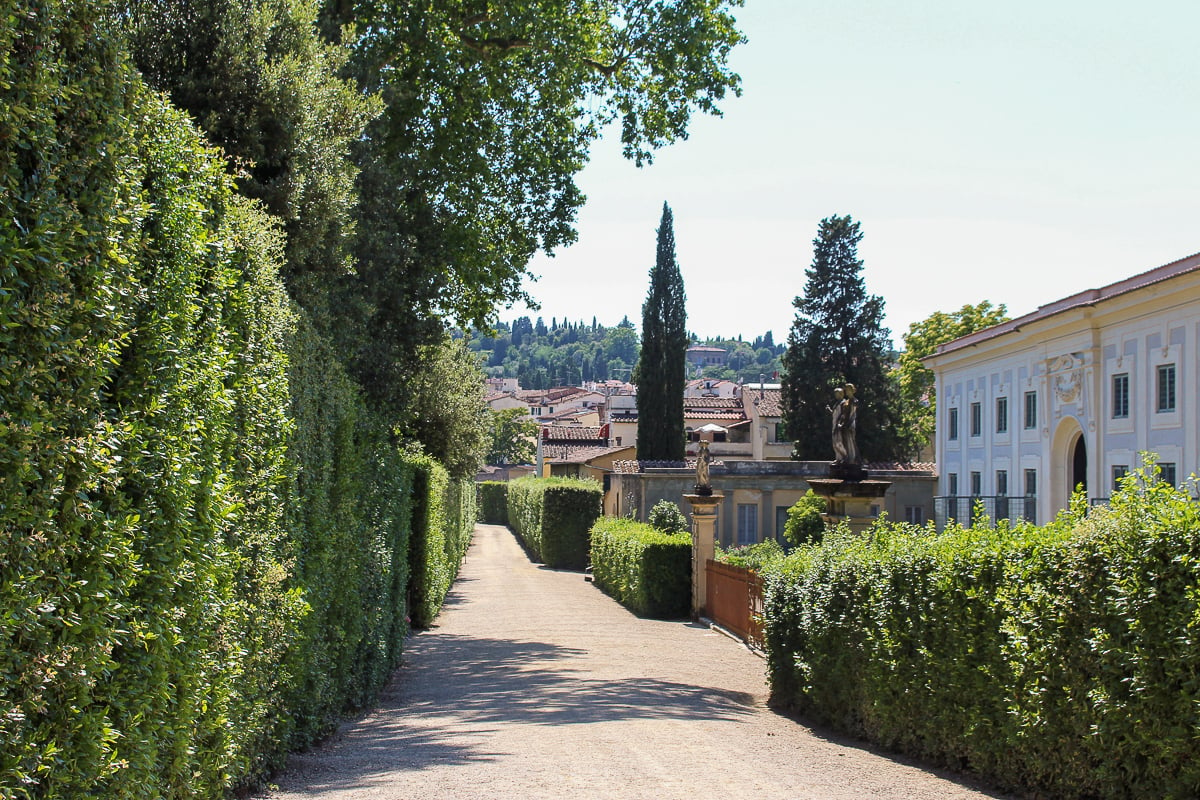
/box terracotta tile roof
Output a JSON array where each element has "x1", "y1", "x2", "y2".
[
  {"x1": 748, "y1": 388, "x2": 783, "y2": 417},
  {"x1": 546, "y1": 445, "x2": 636, "y2": 464},
  {"x1": 540, "y1": 425, "x2": 606, "y2": 442},
  {"x1": 684, "y1": 397, "x2": 743, "y2": 409}
]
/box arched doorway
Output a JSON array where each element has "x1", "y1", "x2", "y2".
[
  {"x1": 1071, "y1": 435, "x2": 1088, "y2": 496},
  {"x1": 1050, "y1": 417, "x2": 1088, "y2": 517}
]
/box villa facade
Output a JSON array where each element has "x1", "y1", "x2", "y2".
[{"x1": 924, "y1": 251, "x2": 1200, "y2": 527}]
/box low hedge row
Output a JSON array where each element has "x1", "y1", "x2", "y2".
[
  {"x1": 763, "y1": 471, "x2": 1200, "y2": 799},
  {"x1": 507, "y1": 477, "x2": 602, "y2": 569},
  {"x1": 478, "y1": 481, "x2": 509, "y2": 524},
  {"x1": 589, "y1": 518, "x2": 691, "y2": 618}
]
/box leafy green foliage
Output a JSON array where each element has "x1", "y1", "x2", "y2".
[
  {"x1": 118, "y1": 0, "x2": 381, "y2": 312},
  {"x1": 895, "y1": 301, "x2": 1009, "y2": 454},
  {"x1": 466, "y1": 315, "x2": 642, "y2": 387},
  {"x1": 486, "y1": 408, "x2": 537, "y2": 466},
  {"x1": 590, "y1": 518, "x2": 691, "y2": 618},
  {"x1": 782, "y1": 215, "x2": 909, "y2": 461},
  {"x1": 634, "y1": 203, "x2": 688, "y2": 461},
  {"x1": 762, "y1": 464, "x2": 1200, "y2": 799},
  {"x1": 323, "y1": 0, "x2": 745, "y2": 420},
  {"x1": 507, "y1": 477, "x2": 602, "y2": 569},
  {"x1": 0, "y1": 4, "x2": 474, "y2": 792},
  {"x1": 782, "y1": 490, "x2": 827, "y2": 546},
  {"x1": 648, "y1": 499, "x2": 689, "y2": 534},
  {"x1": 406, "y1": 452, "x2": 476, "y2": 628},
  {"x1": 716, "y1": 539, "x2": 785, "y2": 571},
  {"x1": 478, "y1": 482, "x2": 510, "y2": 525},
  {"x1": 403, "y1": 336, "x2": 491, "y2": 479}
]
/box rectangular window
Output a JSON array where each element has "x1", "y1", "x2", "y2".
[
  {"x1": 1111, "y1": 373, "x2": 1130, "y2": 419},
  {"x1": 996, "y1": 396, "x2": 1009, "y2": 434},
  {"x1": 1024, "y1": 468, "x2": 1038, "y2": 497},
  {"x1": 996, "y1": 470, "x2": 1008, "y2": 496},
  {"x1": 970, "y1": 402, "x2": 982, "y2": 437},
  {"x1": 970, "y1": 471, "x2": 982, "y2": 496},
  {"x1": 905, "y1": 505, "x2": 925, "y2": 525},
  {"x1": 948, "y1": 407, "x2": 959, "y2": 440},
  {"x1": 774, "y1": 422, "x2": 787, "y2": 442},
  {"x1": 1024, "y1": 391, "x2": 1037, "y2": 429},
  {"x1": 948, "y1": 473, "x2": 959, "y2": 496},
  {"x1": 1112, "y1": 464, "x2": 1129, "y2": 492},
  {"x1": 1159, "y1": 462, "x2": 1177, "y2": 487},
  {"x1": 736, "y1": 503, "x2": 758, "y2": 545},
  {"x1": 1157, "y1": 364, "x2": 1177, "y2": 412}
]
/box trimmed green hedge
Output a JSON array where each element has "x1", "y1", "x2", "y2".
[
  {"x1": 0, "y1": 6, "x2": 475, "y2": 795},
  {"x1": 590, "y1": 518, "x2": 691, "y2": 618},
  {"x1": 408, "y1": 455, "x2": 476, "y2": 628},
  {"x1": 478, "y1": 481, "x2": 509, "y2": 524},
  {"x1": 507, "y1": 477, "x2": 602, "y2": 569},
  {"x1": 763, "y1": 471, "x2": 1200, "y2": 799}
]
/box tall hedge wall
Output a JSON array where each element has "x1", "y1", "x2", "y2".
[
  {"x1": 0, "y1": 4, "x2": 473, "y2": 795},
  {"x1": 763, "y1": 473, "x2": 1200, "y2": 799},
  {"x1": 507, "y1": 477, "x2": 602, "y2": 569},
  {"x1": 408, "y1": 454, "x2": 476, "y2": 628},
  {"x1": 589, "y1": 518, "x2": 691, "y2": 618},
  {"x1": 478, "y1": 481, "x2": 508, "y2": 524}
]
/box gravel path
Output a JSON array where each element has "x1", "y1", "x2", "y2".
[{"x1": 259, "y1": 524, "x2": 1009, "y2": 800}]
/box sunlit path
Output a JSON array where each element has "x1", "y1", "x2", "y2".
[{"x1": 260, "y1": 524, "x2": 1008, "y2": 800}]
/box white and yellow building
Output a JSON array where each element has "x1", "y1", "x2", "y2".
[{"x1": 924, "y1": 251, "x2": 1200, "y2": 527}]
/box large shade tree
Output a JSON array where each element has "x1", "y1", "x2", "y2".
[
  {"x1": 117, "y1": 0, "x2": 746, "y2": 448},
  {"x1": 322, "y1": 0, "x2": 746, "y2": 422},
  {"x1": 782, "y1": 215, "x2": 910, "y2": 462},
  {"x1": 634, "y1": 202, "x2": 688, "y2": 461}
]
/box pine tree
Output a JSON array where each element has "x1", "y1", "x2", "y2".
[
  {"x1": 634, "y1": 203, "x2": 688, "y2": 461},
  {"x1": 782, "y1": 215, "x2": 907, "y2": 462}
]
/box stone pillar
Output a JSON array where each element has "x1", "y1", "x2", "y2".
[{"x1": 685, "y1": 493, "x2": 725, "y2": 619}]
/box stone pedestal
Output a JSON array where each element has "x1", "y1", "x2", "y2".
[
  {"x1": 808, "y1": 473, "x2": 891, "y2": 534},
  {"x1": 684, "y1": 493, "x2": 724, "y2": 618}
]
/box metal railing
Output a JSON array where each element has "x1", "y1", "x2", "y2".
[{"x1": 934, "y1": 495, "x2": 1037, "y2": 528}]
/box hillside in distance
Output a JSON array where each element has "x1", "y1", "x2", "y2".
[{"x1": 462, "y1": 315, "x2": 785, "y2": 390}]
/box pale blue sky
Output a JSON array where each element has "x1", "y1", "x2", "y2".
[{"x1": 515, "y1": 0, "x2": 1199, "y2": 347}]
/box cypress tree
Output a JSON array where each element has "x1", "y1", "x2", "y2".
[
  {"x1": 634, "y1": 203, "x2": 688, "y2": 461},
  {"x1": 782, "y1": 215, "x2": 907, "y2": 462}
]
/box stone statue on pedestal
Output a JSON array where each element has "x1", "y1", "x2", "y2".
[
  {"x1": 694, "y1": 439, "x2": 713, "y2": 495},
  {"x1": 830, "y1": 383, "x2": 860, "y2": 465}
]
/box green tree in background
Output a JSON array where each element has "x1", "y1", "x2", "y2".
[
  {"x1": 896, "y1": 301, "x2": 1009, "y2": 456},
  {"x1": 634, "y1": 203, "x2": 688, "y2": 461},
  {"x1": 487, "y1": 409, "x2": 538, "y2": 466},
  {"x1": 405, "y1": 337, "x2": 490, "y2": 479},
  {"x1": 782, "y1": 215, "x2": 909, "y2": 462}
]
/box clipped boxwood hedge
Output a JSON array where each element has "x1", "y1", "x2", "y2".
[
  {"x1": 590, "y1": 518, "x2": 691, "y2": 618},
  {"x1": 763, "y1": 471, "x2": 1200, "y2": 800},
  {"x1": 0, "y1": 7, "x2": 476, "y2": 795},
  {"x1": 478, "y1": 481, "x2": 509, "y2": 524},
  {"x1": 507, "y1": 477, "x2": 602, "y2": 569}
]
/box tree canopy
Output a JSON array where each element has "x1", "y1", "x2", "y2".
[
  {"x1": 116, "y1": 0, "x2": 747, "y2": 450},
  {"x1": 896, "y1": 301, "x2": 1010, "y2": 455},
  {"x1": 634, "y1": 202, "x2": 688, "y2": 461},
  {"x1": 782, "y1": 215, "x2": 910, "y2": 462}
]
